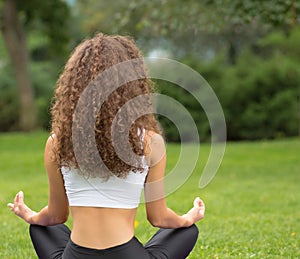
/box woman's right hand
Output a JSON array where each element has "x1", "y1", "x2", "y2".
[
  {"x1": 182, "y1": 197, "x2": 205, "y2": 225},
  {"x1": 8, "y1": 191, "x2": 37, "y2": 224}
]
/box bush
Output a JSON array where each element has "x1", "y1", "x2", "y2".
[
  {"x1": 0, "y1": 61, "x2": 57, "y2": 132},
  {"x1": 223, "y1": 51, "x2": 300, "y2": 140},
  {"x1": 0, "y1": 66, "x2": 19, "y2": 131},
  {"x1": 158, "y1": 40, "x2": 300, "y2": 141},
  {"x1": 0, "y1": 86, "x2": 20, "y2": 132},
  {"x1": 1, "y1": 30, "x2": 299, "y2": 140},
  {"x1": 30, "y1": 61, "x2": 57, "y2": 130}
]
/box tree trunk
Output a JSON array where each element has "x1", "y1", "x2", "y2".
[
  {"x1": 228, "y1": 39, "x2": 237, "y2": 65},
  {"x1": 1, "y1": 0, "x2": 37, "y2": 131}
]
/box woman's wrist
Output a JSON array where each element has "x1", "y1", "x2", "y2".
[
  {"x1": 26, "y1": 211, "x2": 37, "y2": 224},
  {"x1": 181, "y1": 214, "x2": 194, "y2": 227}
]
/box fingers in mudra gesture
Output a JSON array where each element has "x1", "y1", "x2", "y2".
[{"x1": 8, "y1": 191, "x2": 36, "y2": 223}]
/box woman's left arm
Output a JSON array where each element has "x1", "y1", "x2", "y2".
[{"x1": 8, "y1": 135, "x2": 69, "y2": 226}]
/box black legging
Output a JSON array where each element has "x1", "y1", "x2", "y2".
[{"x1": 29, "y1": 224, "x2": 199, "y2": 259}]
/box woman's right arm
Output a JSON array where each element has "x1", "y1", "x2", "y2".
[
  {"x1": 8, "y1": 135, "x2": 69, "y2": 226},
  {"x1": 144, "y1": 133, "x2": 205, "y2": 228}
]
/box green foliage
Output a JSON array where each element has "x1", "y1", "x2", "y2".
[
  {"x1": 155, "y1": 79, "x2": 210, "y2": 143},
  {"x1": 0, "y1": 60, "x2": 57, "y2": 131},
  {"x1": 204, "y1": 0, "x2": 300, "y2": 28},
  {"x1": 169, "y1": 29, "x2": 300, "y2": 141},
  {"x1": 222, "y1": 50, "x2": 300, "y2": 140},
  {"x1": 258, "y1": 27, "x2": 300, "y2": 60},
  {"x1": 0, "y1": 34, "x2": 18, "y2": 132},
  {"x1": 0, "y1": 0, "x2": 71, "y2": 131},
  {"x1": 75, "y1": 0, "x2": 208, "y2": 36},
  {"x1": 0, "y1": 6, "x2": 64, "y2": 132},
  {"x1": 15, "y1": 0, "x2": 71, "y2": 58},
  {"x1": 0, "y1": 84, "x2": 19, "y2": 132},
  {"x1": 1, "y1": 1, "x2": 299, "y2": 140},
  {"x1": 30, "y1": 61, "x2": 57, "y2": 130}
]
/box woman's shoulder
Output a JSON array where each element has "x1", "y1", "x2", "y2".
[
  {"x1": 144, "y1": 129, "x2": 163, "y2": 140},
  {"x1": 46, "y1": 133, "x2": 57, "y2": 148},
  {"x1": 144, "y1": 130, "x2": 165, "y2": 149},
  {"x1": 144, "y1": 130, "x2": 166, "y2": 167},
  {"x1": 44, "y1": 133, "x2": 59, "y2": 164}
]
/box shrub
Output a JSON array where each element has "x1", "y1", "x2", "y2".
[
  {"x1": 223, "y1": 51, "x2": 300, "y2": 140},
  {"x1": 0, "y1": 61, "x2": 57, "y2": 131}
]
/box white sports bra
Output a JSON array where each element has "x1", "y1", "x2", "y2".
[{"x1": 61, "y1": 164, "x2": 149, "y2": 209}]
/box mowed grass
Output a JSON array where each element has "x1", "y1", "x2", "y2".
[{"x1": 0, "y1": 132, "x2": 299, "y2": 258}]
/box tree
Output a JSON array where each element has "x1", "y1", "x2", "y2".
[
  {"x1": 74, "y1": 0, "x2": 299, "y2": 62},
  {"x1": 0, "y1": 0, "x2": 70, "y2": 131},
  {"x1": 205, "y1": 0, "x2": 300, "y2": 29},
  {"x1": 74, "y1": 0, "x2": 225, "y2": 55}
]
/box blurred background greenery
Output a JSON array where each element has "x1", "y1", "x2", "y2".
[{"x1": 0, "y1": 0, "x2": 299, "y2": 141}]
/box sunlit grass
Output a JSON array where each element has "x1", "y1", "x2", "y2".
[{"x1": 0, "y1": 132, "x2": 299, "y2": 258}]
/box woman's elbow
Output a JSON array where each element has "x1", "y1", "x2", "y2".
[
  {"x1": 56, "y1": 214, "x2": 68, "y2": 224},
  {"x1": 147, "y1": 215, "x2": 158, "y2": 227},
  {"x1": 60, "y1": 210, "x2": 69, "y2": 223},
  {"x1": 51, "y1": 211, "x2": 69, "y2": 225},
  {"x1": 147, "y1": 214, "x2": 165, "y2": 228}
]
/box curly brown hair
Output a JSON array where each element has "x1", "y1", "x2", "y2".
[{"x1": 50, "y1": 33, "x2": 161, "y2": 179}]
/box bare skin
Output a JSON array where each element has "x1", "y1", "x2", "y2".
[
  {"x1": 8, "y1": 131, "x2": 205, "y2": 249},
  {"x1": 70, "y1": 207, "x2": 136, "y2": 248}
]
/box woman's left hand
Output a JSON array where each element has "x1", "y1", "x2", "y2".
[{"x1": 8, "y1": 191, "x2": 37, "y2": 224}]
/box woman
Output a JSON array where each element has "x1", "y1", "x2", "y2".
[{"x1": 8, "y1": 33, "x2": 205, "y2": 259}]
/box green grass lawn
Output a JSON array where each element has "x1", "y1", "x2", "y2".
[{"x1": 0, "y1": 132, "x2": 299, "y2": 258}]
